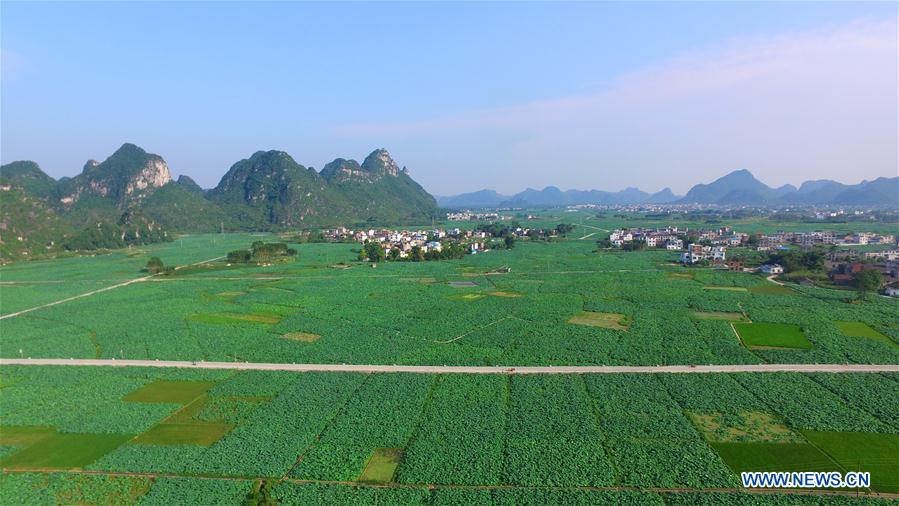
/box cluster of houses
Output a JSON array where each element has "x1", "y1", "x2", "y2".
[
  {"x1": 680, "y1": 244, "x2": 728, "y2": 265},
  {"x1": 609, "y1": 227, "x2": 685, "y2": 250},
  {"x1": 827, "y1": 258, "x2": 899, "y2": 292},
  {"x1": 321, "y1": 227, "x2": 494, "y2": 258},
  {"x1": 755, "y1": 231, "x2": 895, "y2": 250},
  {"x1": 609, "y1": 226, "x2": 897, "y2": 253},
  {"x1": 609, "y1": 226, "x2": 750, "y2": 250},
  {"x1": 445, "y1": 211, "x2": 510, "y2": 222}
]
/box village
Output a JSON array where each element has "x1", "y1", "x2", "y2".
[
  {"x1": 319, "y1": 223, "x2": 570, "y2": 260},
  {"x1": 606, "y1": 226, "x2": 899, "y2": 295}
]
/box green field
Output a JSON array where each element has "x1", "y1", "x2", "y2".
[
  {"x1": 749, "y1": 284, "x2": 796, "y2": 295},
  {"x1": 1, "y1": 224, "x2": 898, "y2": 503},
  {"x1": 132, "y1": 423, "x2": 233, "y2": 446},
  {"x1": 123, "y1": 381, "x2": 216, "y2": 404},
  {"x1": 0, "y1": 432, "x2": 133, "y2": 469},
  {"x1": 358, "y1": 448, "x2": 404, "y2": 483},
  {"x1": 733, "y1": 322, "x2": 814, "y2": 350},
  {"x1": 834, "y1": 321, "x2": 898, "y2": 349},
  {"x1": 712, "y1": 442, "x2": 837, "y2": 473},
  {"x1": 0, "y1": 366, "x2": 895, "y2": 502},
  {"x1": 3, "y1": 234, "x2": 895, "y2": 367},
  {"x1": 691, "y1": 311, "x2": 747, "y2": 322},
  {"x1": 803, "y1": 431, "x2": 899, "y2": 493}
]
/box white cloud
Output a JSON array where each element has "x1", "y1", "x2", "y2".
[{"x1": 334, "y1": 17, "x2": 898, "y2": 194}]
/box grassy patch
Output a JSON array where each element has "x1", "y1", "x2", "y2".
[
  {"x1": 568, "y1": 311, "x2": 629, "y2": 331},
  {"x1": 123, "y1": 381, "x2": 215, "y2": 404},
  {"x1": 690, "y1": 311, "x2": 747, "y2": 322},
  {"x1": 215, "y1": 291, "x2": 246, "y2": 298},
  {"x1": 689, "y1": 412, "x2": 802, "y2": 443},
  {"x1": 733, "y1": 322, "x2": 812, "y2": 350},
  {"x1": 749, "y1": 284, "x2": 795, "y2": 295},
  {"x1": 133, "y1": 423, "x2": 233, "y2": 447},
  {"x1": 667, "y1": 272, "x2": 695, "y2": 280},
  {"x1": 280, "y1": 332, "x2": 321, "y2": 343},
  {"x1": 188, "y1": 312, "x2": 282, "y2": 325},
  {"x1": 0, "y1": 433, "x2": 132, "y2": 469},
  {"x1": 359, "y1": 448, "x2": 403, "y2": 483},
  {"x1": 489, "y1": 291, "x2": 522, "y2": 298},
  {"x1": 712, "y1": 442, "x2": 838, "y2": 476},
  {"x1": 447, "y1": 281, "x2": 478, "y2": 287},
  {"x1": 399, "y1": 277, "x2": 437, "y2": 284},
  {"x1": 703, "y1": 286, "x2": 748, "y2": 292},
  {"x1": 803, "y1": 431, "x2": 899, "y2": 493},
  {"x1": 163, "y1": 395, "x2": 213, "y2": 423},
  {"x1": 0, "y1": 426, "x2": 56, "y2": 446},
  {"x1": 834, "y1": 321, "x2": 898, "y2": 349}
]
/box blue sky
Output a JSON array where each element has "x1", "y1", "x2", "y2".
[{"x1": 2, "y1": 2, "x2": 896, "y2": 194}]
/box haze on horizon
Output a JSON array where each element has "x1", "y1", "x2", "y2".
[{"x1": 1, "y1": 2, "x2": 896, "y2": 196}]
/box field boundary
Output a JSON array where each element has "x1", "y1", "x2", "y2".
[{"x1": 1, "y1": 358, "x2": 897, "y2": 374}]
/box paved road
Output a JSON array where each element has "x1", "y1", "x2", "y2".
[
  {"x1": 0, "y1": 256, "x2": 224, "y2": 320},
  {"x1": 2, "y1": 358, "x2": 897, "y2": 374}
]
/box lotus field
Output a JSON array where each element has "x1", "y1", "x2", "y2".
[{"x1": 1, "y1": 233, "x2": 896, "y2": 366}]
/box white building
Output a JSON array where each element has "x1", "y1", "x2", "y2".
[
  {"x1": 681, "y1": 244, "x2": 726, "y2": 264},
  {"x1": 760, "y1": 263, "x2": 784, "y2": 275}
]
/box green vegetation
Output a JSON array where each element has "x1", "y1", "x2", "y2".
[
  {"x1": 133, "y1": 423, "x2": 233, "y2": 446},
  {"x1": 3, "y1": 235, "x2": 898, "y2": 366},
  {"x1": 834, "y1": 321, "x2": 898, "y2": 349},
  {"x1": 123, "y1": 381, "x2": 215, "y2": 404},
  {"x1": 0, "y1": 473, "x2": 152, "y2": 505},
  {"x1": 712, "y1": 442, "x2": 836, "y2": 473},
  {"x1": 227, "y1": 241, "x2": 297, "y2": 264},
  {"x1": 0, "y1": 366, "x2": 895, "y2": 501},
  {"x1": 568, "y1": 311, "x2": 629, "y2": 330},
  {"x1": 733, "y1": 322, "x2": 813, "y2": 350},
  {"x1": 1, "y1": 213, "x2": 898, "y2": 501},
  {"x1": 359, "y1": 448, "x2": 404, "y2": 483},
  {"x1": 690, "y1": 311, "x2": 747, "y2": 321},
  {"x1": 0, "y1": 432, "x2": 133, "y2": 469},
  {"x1": 853, "y1": 268, "x2": 884, "y2": 298},
  {"x1": 748, "y1": 284, "x2": 795, "y2": 295},
  {"x1": 689, "y1": 411, "x2": 802, "y2": 443},
  {"x1": 704, "y1": 286, "x2": 748, "y2": 292},
  {"x1": 802, "y1": 431, "x2": 899, "y2": 493}
]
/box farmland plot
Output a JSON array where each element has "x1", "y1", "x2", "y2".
[
  {"x1": 291, "y1": 373, "x2": 433, "y2": 481},
  {"x1": 395, "y1": 375, "x2": 507, "y2": 485},
  {"x1": 503, "y1": 375, "x2": 614, "y2": 486}
]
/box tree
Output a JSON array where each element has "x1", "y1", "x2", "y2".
[
  {"x1": 227, "y1": 249, "x2": 252, "y2": 263},
  {"x1": 555, "y1": 223, "x2": 576, "y2": 235},
  {"x1": 243, "y1": 479, "x2": 277, "y2": 506},
  {"x1": 410, "y1": 245, "x2": 425, "y2": 262},
  {"x1": 853, "y1": 268, "x2": 883, "y2": 298},
  {"x1": 504, "y1": 235, "x2": 516, "y2": 249},
  {"x1": 362, "y1": 241, "x2": 385, "y2": 262},
  {"x1": 388, "y1": 248, "x2": 400, "y2": 261},
  {"x1": 146, "y1": 257, "x2": 164, "y2": 274}
]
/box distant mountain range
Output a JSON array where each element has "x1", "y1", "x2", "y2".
[
  {"x1": 0, "y1": 143, "x2": 438, "y2": 259},
  {"x1": 437, "y1": 169, "x2": 897, "y2": 208}
]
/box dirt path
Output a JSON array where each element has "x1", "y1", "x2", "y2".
[
  {"x1": 1, "y1": 358, "x2": 896, "y2": 374},
  {"x1": 0, "y1": 256, "x2": 224, "y2": 320},
  {"x1": 577, "y1": 223, "x2": 610, "y2": 233}
]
